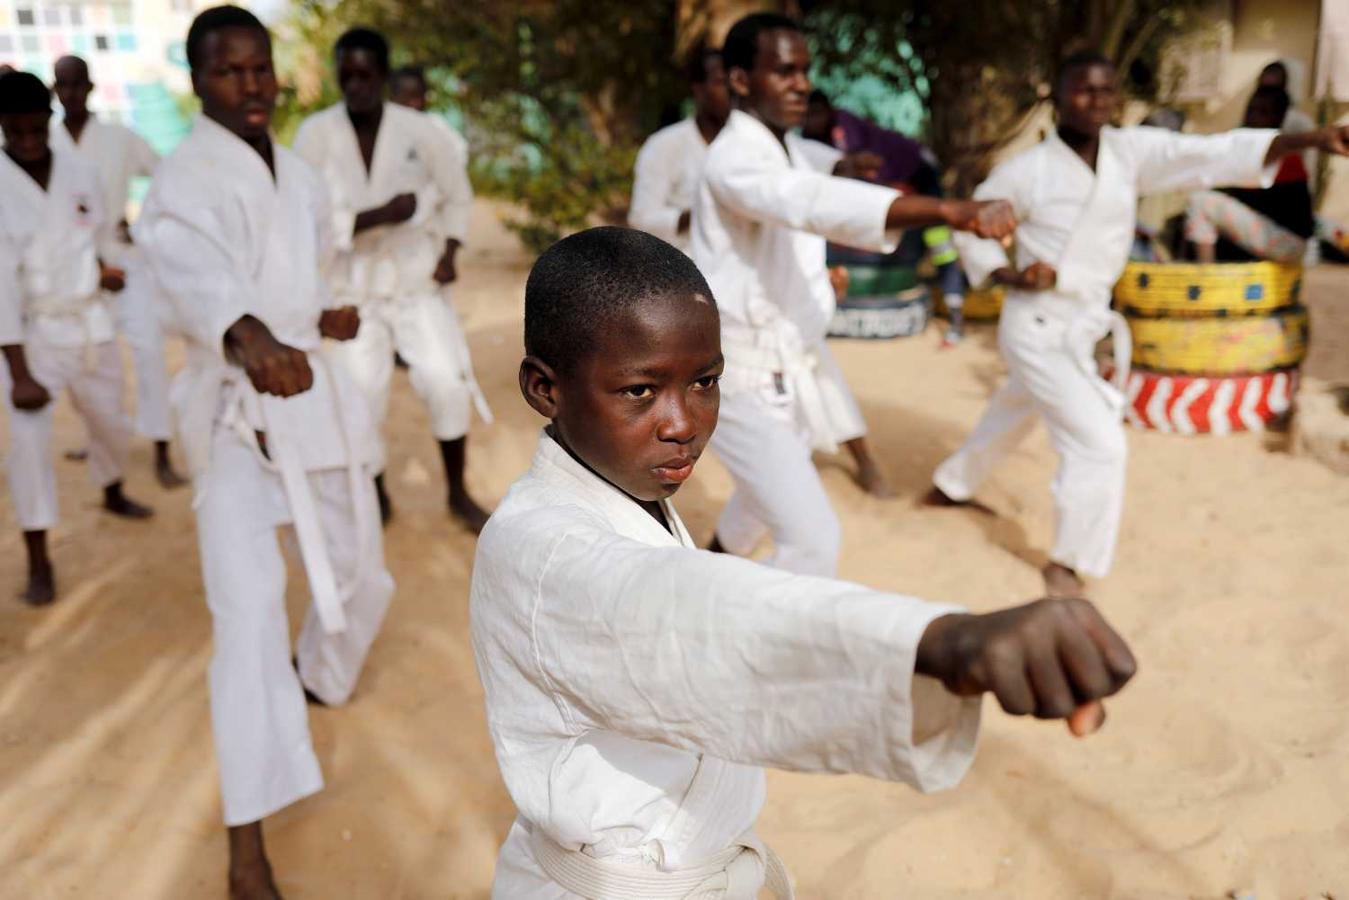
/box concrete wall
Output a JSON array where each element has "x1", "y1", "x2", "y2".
[
  {"x1": 1179, "y1": 0, "x2": 1349, "y2": 220},
  {"x1": 1184, "y1": 0, "x2": 1320, "y2": 133}
]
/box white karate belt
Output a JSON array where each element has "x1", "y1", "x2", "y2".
[
  {"x1": 530, "y1": 826, "x2": 794, "y2": 900},
  {"x1": 1065, "y1": 307, "x2": 1132, "y2": 416},
  {"x1": 722, "y1": 320, "x2": 840, "y2": 455},
  {"x1": 222, "y1": 355, "x2": 371, "y2": 635},
  {"x1": 27, "y1": 287, "x2": 102, "y2": 371},
  {"x1": 439, "y1": 284, "x2": 495, "y2": 426},
  {"x1": 529, "y1": 751, "x2": 794, "y2": 900}
]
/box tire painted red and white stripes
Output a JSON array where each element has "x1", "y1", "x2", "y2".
[{"x1": 1124, "y1": 368, "x2": 1298, "y2": 435}]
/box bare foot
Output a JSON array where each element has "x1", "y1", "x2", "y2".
[
  {"x1": 228, "y1": 822, "x2": 283, "y2": 900},
  {"x1": 155, "y1": 461, "x2": 188, "y2": 490},
  {"x1": 922, "y1": 486, "x2": 964, "y2": 507},
  {"x1": 21, "y1": 564, "x2": 55, "y2": 606},
  {"x1": 103, "y1": 483, "x2": 154, "y2": 519},
  {"x1": 854, "y1": 457, "x2": 895, "y2": 498},
  {"x1": 229, "y1": 860, "x2": 283, "y2": 900},
  {"x1": 1042, "y1": 562, "x2": 1086, "y2": 599},
  {"x1": 449, "y1": 492, "x2": 491, "y2": 535}
]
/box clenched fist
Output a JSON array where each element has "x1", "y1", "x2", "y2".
[
  {"x1": 224, "y1": 315, "x2": 314, "y2": 398},
  {"x1": 11, "y1": 374, "x2": 51, "y2": 411},
  {"x1": 916, "y1": 597, "x2": 1137, "y2": 736},
  {"x1": 100, "y1": 263, "x2": 126, "y2": 293},
  {"x1": 944, "y1": 199, "x2": 1017, "y2": 242},
  {"x1": 995, "y1": 261, "x2": 1057, "y2": 291},
  {"x1": 319, "y1": 306, "x2": 361, "y2": 341}
]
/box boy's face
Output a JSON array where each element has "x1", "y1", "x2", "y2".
[
  {"x1": 524, "y1": 291, "x2": 723, "y2": 503},
  {"x1": 193, "y1": 26, "x2": 276, "y2": 142},
  {"x1": 1, "y1": 110, "x2": 51, "y2": 163},
  {"x1": 52, "y1": 60, "x2": 92, "y2": 118},
  {"x1": 691, "y1": 57, "x2": 731, "y2": 124},
  {"x1": 338, "y1": 48, "x2": 386, "y2": 115},
  {"x1": 1056, "y1": 63, "x2": 1117, "y2": 138},
  {"x1": 1245, "y1": 96, "x2": 1282, "y2": 129},
  {"x1": 731, "y1": 29, "x2": 811, "y2": 133},
  {"x1": 390, "y1": 76, "x2": 427, "y2": 111}
]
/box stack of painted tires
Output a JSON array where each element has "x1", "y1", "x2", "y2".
[
  {"x1": 1114, "y1": 261, "x2": 1306, "y2": 434},
  {"x1": 826, "y1": 246, "x2": 930, "y2": 340}
]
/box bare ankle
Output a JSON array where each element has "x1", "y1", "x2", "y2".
[{"x1": 228, "y1": 823, "x2": 281, "y2": 899}]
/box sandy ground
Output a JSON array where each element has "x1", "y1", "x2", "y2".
[{"x1": 2, "y1": 201, "x2": 1348, "y2": 899}]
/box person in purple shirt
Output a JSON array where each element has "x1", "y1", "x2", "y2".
[{"x1": 804, "y1": 90, "x2": 968, "y2": 343}]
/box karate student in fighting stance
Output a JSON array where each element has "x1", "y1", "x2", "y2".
[
  {"x1": 294, "y1": 28, "x2": 492, "y2": 531},
  {"x1": 693, "y1": 13, "x2": 1014, "y2": 576},
  {"x1": 930, "y1": 51, "x2": 1349, "y2": 598},
  {"x1": 472, "y1": 225, "x2": 1136, "y2": 898},
  {"x1": 50, "y1": 54, "x2": 186, "y2": 487},
  {"x1": 0, "y1": 70, "x2": 152, "y2": 606},
  {"x1": 628, "y1": 45, "x2": 732, "y2": 254},
  {"x1": 135, "y1": 9, "x2": 393, "y2": 896}
]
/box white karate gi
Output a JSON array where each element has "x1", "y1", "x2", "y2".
[
  {"x1": 691, "y1": 110, "x2": 898, "y2": 576},
  {"x1": 136, "y1": 116, "x2": 393, "y2": 826},
  {"x1": 472, "y1": 431, "x2": 981, "y2": 899},
  {"x1": 937, "y1": 126, "x2": 1278, "y2": 578},
  {"x1": 628, "y1": 117, "x2": 710, "y2": 253},
  {"x1": 52, "y1": 117, "x2": 173, "y2": 440},
  {"x1": 293, "y1": 103, "x2": 488, "y2": 474},
  {"x1": 0, "y1": 148, "x2": 130, "y2": 531}
]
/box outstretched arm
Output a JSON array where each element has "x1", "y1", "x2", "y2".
[
  {"x1": 1267, "y1": 124, "x2": 1349, "y2": 165},
  {"x1": 486, "y1": 516, "x2": 1135, "y2": 792}
]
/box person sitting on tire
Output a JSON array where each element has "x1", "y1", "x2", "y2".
[{"x1": 1184, "y1": 87, "x2": 1315, "y2": 264}]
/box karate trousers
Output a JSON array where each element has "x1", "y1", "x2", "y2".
[
  {"x1": 111, "y1": 252, "x2": 173, "y2": 441},
  {"x1": 711, "y1": 343, "x2": 866, "y2": 578},
  {"x1": 195, "y1": 430, "x2": 393, "y2": 826},
  {"x1": 326, "y1": 291, "x2": 481, "y2": 474},
  {"x1": 1, "y1": 338, "x2": 130, "y2": 531},
  {"x1": 932, "y1": 300, "x2": 1127, "y2": 578}
]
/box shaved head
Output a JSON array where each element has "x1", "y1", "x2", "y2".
[
  {"x1": 53, "y1": 55, "x2": 90, "y2": 83},
  {"x1": 52, "y1": 54, "x2": 93, "y2": 122}
]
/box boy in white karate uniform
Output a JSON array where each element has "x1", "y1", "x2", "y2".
[
  {"x1": 294, "y1": 28, "x2": 491, "y2": 531},
  {"x1": 50, "y1": 54, "x2": 185, "y2": 488},
  {"x1": 692, "y1": 13, "x2": 1015, "y2": 576},
  {"x1": 472, "y1": 225, "x2": 1137, "y2": 899},
  {"x1": 628, "y1": 46, "x2": 731, "y2": 254},
  {"x1": 930, "y1": 51, "x2": 1349, "y2": 598},
  {"x1": 135, "y1": 9, "x2": 393, "y2": 897},
  {"x1": 0, "y1": 70, "x2": 152, "y2": 606}
]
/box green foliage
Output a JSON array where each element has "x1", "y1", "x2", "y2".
[
  {"x1": 801, "y1": 0, "x2": 1210, "y2": 191},
  {"x1": 470, "y1": 110, "x2": 638, "y2": 253},
  {"x1": 284, "y1": 0, "x2": 683, "y2": 251}
]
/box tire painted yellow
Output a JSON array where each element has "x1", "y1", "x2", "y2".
[
  {"x1": 1115, "y1": 261, "x2": 1301, "y2": 317},
  {"x1": 1128, "y1": 305, "x2": 1309, "y2": 375}
]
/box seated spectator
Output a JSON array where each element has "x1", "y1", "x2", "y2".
[{"x1": 1184, "y1": 87, "x2": 1314, "y2": 264}]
